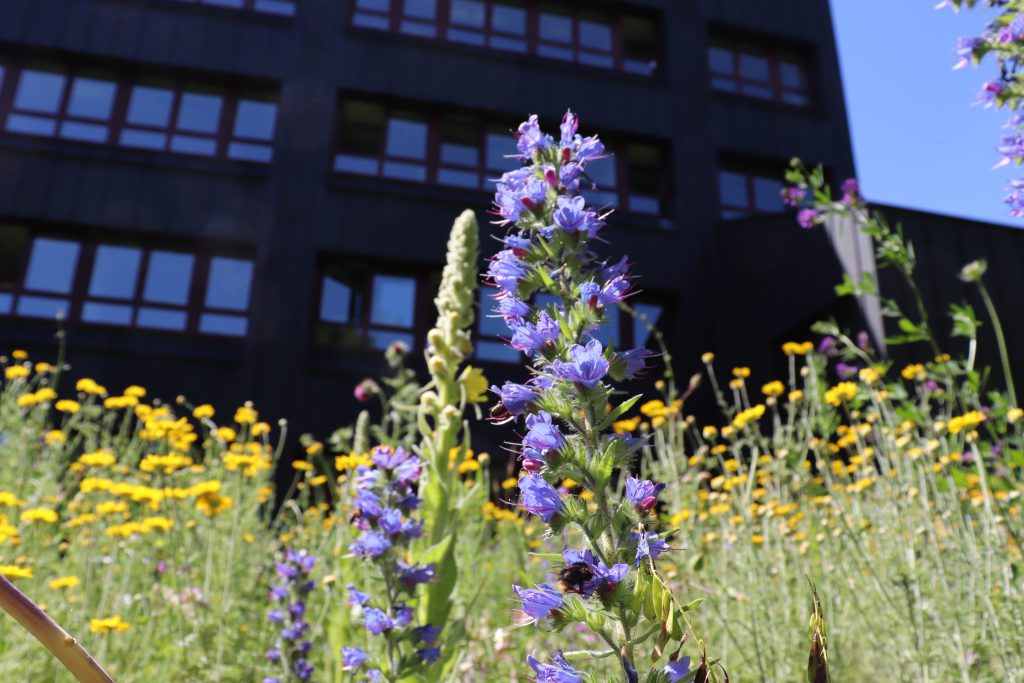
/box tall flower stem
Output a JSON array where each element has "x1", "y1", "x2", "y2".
[
  {"x1": 0, "y1": 575, "x2": 115, "y2": 683},
  {"x1": 975, "y1": 278, "x2": 1017, "y2": 405}
]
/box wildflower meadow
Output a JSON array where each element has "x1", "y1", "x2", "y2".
[{"x1": 3, "y1": 4, "x2": 1024, "y2": 681}]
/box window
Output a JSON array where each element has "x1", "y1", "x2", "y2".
[
  {"x1": 718, "y1": 166, "x2": 784, "y2": 220},
  {"x1": 475, "y1": 286, "x2": 520, "y2": 362},
  {"x1": 0, "y1": 64, "x2": 278, "y2": 163},
  {"x1": 0, "y1": 226, "x2": 254, "y2": 337},
  {"x1": 351, "y1": 0, "x2": 660, "y2": 76},
  {"x1": 334, "y1": 99, "x2": 670, "y2": 216},
  {"x1": 169, "y1": 0, "x2": 297, "y2": 17},
  {"x1": 314, "y1": 261, "x2": 427, "y2": 351},
  {"x1": 708, "y1": 38, "x2": 810, "y2": 106}
]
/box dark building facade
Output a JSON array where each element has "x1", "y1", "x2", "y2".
[{"x1": 0, "y1": 0, "x2": 859, "y2": 438}]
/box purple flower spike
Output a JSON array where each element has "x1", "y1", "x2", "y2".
[
  {"x1": 796, "y1": 208, "x2": 821, "y2": 229},
  {"x1": 517, "y1": 475, "x2": 563, "y2": 522},
  {"x1": 665, "y1": 657, "x2": 693, "y2": 682},
  {"x1": 632, "y1": 531, "x2": 671, "y2": 566},
  {"x1": 516, "y1": 114, "x2": 547, "y2": 157},
  {"x1": 618, "y1": 347, "x2": 654, "y2": 380},
  {"x1": 781, "y1": 185, "x2": 806, "y2": 207},
  {"x1": 513, "y1": 583, "x2": 564, "y2": 623},
  {"x1": 552, "y1": 339, "x2": 609, "y2": 388},
  {"x1": 363, "y1": 607, "x2": 393, "y2": 635},
  {"x1": 350, "y1": 530, "x2": 392, "y2": 558},
  {"x1": 523, "y1": 411, "x2": 565, "y2": 456},
  {"x1": 490, "y1": 381, "x2": 539, "y2": 416},
  {"x1": 625, "y1": 476, "x2": 665, "y2": 512},
  {"x1": 341, "y1": 646, "x2": 368, "y2": 671},
  {"x1": 526, "y1": 651, "x2": 583, "y2": 683}
]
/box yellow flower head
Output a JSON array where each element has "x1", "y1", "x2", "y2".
[
  {"x1": 732, "y1": 404, "x2": 766, "y2": 429},
  {"x1": 292, "y1": 459, "x2": 314, "y2": 472},
  {"x1": 0, "y1": 565, "x2": 32, "y2": 580},
  {"x1": 5, "y1": 365, "x2": 29, "y2": 380},
  {"x1": 193, "y1": 404, "x2": 215, "y2": 419},
  {"x1": 90, "y1": 616, "x2": 130, "y2": 634},
  {"x1": 215, "y1": 427, "x2": 237, "y2": 443},
  {"x1": 858, "y1": 367, "x2": 883, "y2": 385},
  {"x1": 75, "y1": 378, "x2": 107, "y2": 396},
  {"x1": 782, "y1": 341, "x2": 814, "y2": 356},
  {"x1": 731, "y1": 367, "x2": 751, "y2": 379},
  {"x1": 1008, "y1": 408, "x2": 1024, "y2": 424},
  {"x1": 901, "y1": 363, "x2": 926, "y2": 381},
  {"x1": 305, "y1": 442, "x2": 324, "y2": 456},
  {"x1": 124, "y1": 385, "x2": 147, "y2": 398},
  {"x1": 11, "y1": 350, "x2": 28, "y2": 360},
  {"x1": 700, "y1": 352, "x2": 715, "y2": 364},
  {"x1": 79, "y1": 449, "x2": 116, "y2": 468},
  {"x1": 702, "y1": 425, "x2": 718, "y2": 440},
  {"x1": 48, "y1": 576, "x2": 79, "y2": 590},
  {"x1": 234, "y1": 405, "x2": 258, "y2": 424},
  {"x1": 761, "y1": 381, "x2": 785, "y2": 398},
  {"x1": 501, "y1": 477, "x2": 518, "y2": 490},
  {"x1": 21, "y1": 508, "x2": 58, "y2": 524},
  {"x1": 55, "y1": 399, "x2": 80, "y2": 414},
  {"x1": 613, "y1": 416, "x2": 642, "y2": 434},
  {"x1": 459, "y1": 365, "x2": 489, "y2": 404},
  {"x1": 824, "y1": 382, "x2": 857, "y2": 407}
]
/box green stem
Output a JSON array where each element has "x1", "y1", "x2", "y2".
[{"x1": 976, "y1": 280, "x2": 1017, "y2": 406}]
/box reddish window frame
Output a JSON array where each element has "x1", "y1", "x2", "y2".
[
  {"x1": 349, "y1": 0, "x2": 659, "y2": 77},
  {"x1": 333, "y1": 99, "x2": 669, "y2": 216},
  {"x1": 708, "y1": 39, "x2": 811, "y2": 106},
  {"x1": 0, "y1": 62, "x2": 278, "y2": 163},
  {"x1": 717, "y1": 167, "x2": 785, "y2": 220},
  {"x1": 168, "y1": 0, "x2": 297, "y2": 17},
  {"x1": 312, "y1": 258, "x2": 437, "y2": 353},
  {"x1": 0, "y1": 225, "x2": 255, "y2": 339}
]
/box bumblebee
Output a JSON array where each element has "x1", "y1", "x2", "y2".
[{"x1": 558, "y1": 561, "x2": 595, "y2": 594}]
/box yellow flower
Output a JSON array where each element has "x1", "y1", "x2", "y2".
[
  {"x1": 1008, "y1": 408, "x2": 1024, "y2": 424},
  {"x1": 21, "y1": 508, "x2": 58, "y2": 524},
  {"x1": 95, "y1": 501, "x2": 128, "y2": 516},
  {"x1": 613, "y1": 416, "x2": 642, "y2": 434},
  {"x1": 459, "y1": 365, "x2": 489, "y2": 404},
  {"x1": 215, "y1": 427, "x2": 237, "y2": 443},
  {"x1": 79, "y1": 449, "x2": 116, "y2": 468},
  {"x1": 947, "y1": 410, "x2": 986, "y2": 435},
  {"x1": 196, "y1": 491, "x2": 233, "y2": 516},
  {"x1": 700, "y1": 352, "x2": 715, "y2": 364},
  {"x1": 761, "y1": 381, "x2": 785, "y2": 398},
  {"x1": 702, "y1": 425, "x2": 718, "y2": 439},
  {"x1": 90, "y1": 616, "x2": 130, "y2": 634},
  {"x1": 123, "y1": 385, "x2": 146, "y2": 398},
  {"x1": 727, "y1": 378, "x2": 744, "y2": 390},
  {"x1": 141, "y1": 516, "x2": 174, "y2": 532},
  {"x1": 640, "y1": 399, "x2": 668, "y2": 418},
  {"x1": 0, "y1": 565, "x2": 32, "y2": 580},
  {"x1": 732, "y1": 404, "x2": 765, "y2": 429},
  {"x1": 234, "y1": 405, "x2": 258, "y2": 424},
  {"x1": 54, "y1": 399, "x2": 80, "y2": 414},
  {"x1": 824, "y1": 382, "x2": 857, "y2": 407},
  {"x1": 5, "y1": 365, "x2": 29, "y2": 380},
  {"x1": 782, "y1": 341, "x2": 813, "y2": 356},
  {"x1": 561, "y1": 478, "x2": 578, "y2": 489},
  {"x1": 458, "y1": 459, "x2": 480, "y2": 474},
  {"x1": 48, "y1": 576, "x2": 79, "y2": 590},
  {"x1": 34, "y1": 362, "x2": 52, "y2": 373},
  {"x1": 858, "y1": 367, "x2": 883, "y2": 385},
  {"x1": 193, "y1": 404, "x2": 215, "y2": 419},
  {"x1": 292, "y1": 459, "x2": 314, "y2": 472},
  {"x1": 788, "y1": 390, "x2": 804, "y2": 403},
  {"x1": 501, "y1": 477, "x2": 518, "y2": 490},
  {"x1": 252, "y1": 421, "x2": 271, "y2": 436},
  {"x1": 75, "y1": 378, "x2": 107, "y2": 396},
  {"x1": 310, "y1": 475, "x2": 328, "y2": 487},
  {"x1": 731, "y1": 367, "x2": 751, "y2": 379},
  {"x1": 901, "y1": 363, "x2": 926, "y2": 381},
  {"x1": 11, "y1": 349, "x2": 28, "y2": 360},
  {"x1": 751, "y1": 534, "x2": 765, "y2": 545},
  {"x1": 305, "y1": 442, "x2": 323, "y2": 456}
]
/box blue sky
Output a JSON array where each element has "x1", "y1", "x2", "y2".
[{"x1": 830, "y1": 1, "x2": 1019, "y2": 226}]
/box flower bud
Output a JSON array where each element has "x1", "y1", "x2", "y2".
[{"x1": 354, "y1": 379, "x2": 380, "y2": 403}]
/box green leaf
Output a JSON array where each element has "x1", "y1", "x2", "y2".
[
  {"x1": 419, "y1": 535, "x2": 458, "y2": 628},
  {"x1": 595, "y1": 394, "x2": 644, "y2": 432}
]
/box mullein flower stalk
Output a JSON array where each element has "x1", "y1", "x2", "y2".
[
  {"x1": 488, "y1": 112, "x2": 713, "y2": 682},
  {"x1": 0, "y1": 574, "x2": 115, "y2": 683},
  {"x1": 341, "y1": 446, "x2": 441, "y2": 683}
]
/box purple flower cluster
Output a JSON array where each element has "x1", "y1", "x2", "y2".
[
  {"x1": 263, "y1": 549, "x2": 317, "y2": 683},
  {"x1": 342, "y1": 445, "x2": 441, "y2": 680}
]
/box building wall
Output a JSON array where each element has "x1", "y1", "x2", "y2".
[{"x1": 0, "y1": 0, "x2": 857, "y2": 439}]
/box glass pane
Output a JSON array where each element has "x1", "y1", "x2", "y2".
[
  {"x1": 23, "y1": 238, "x2": 79, "y2": 294},
  {"x1": 234, "y1": 100, "x2": 277, "y2": 140},
  {"x1": 753, "y1": 176, "x2": 783, "y2": 212},
  {"x1": 176, "y1": 92, "x2": 222, "y2": 133},
  {"x1": 205, "y1": 257, "x2": 253, "y2": 311},
  {"x1": 708, "y1": 47, "x2": 734, "y2": 74},
  {"x1": 440, "y1": 142, "x2": 478, "y2": 166},
  {"x1": 126, "y1": 86, "x2": 175, "y2": 127},
  {"x1": 450, "y1": 0, "x2": 485, "y2": 27},
  {"x1": 782, "y1": 91, "x2": 809, "y2": 106},
  {"x1": 478, "y1": 288, "x2": 506, "y2": 336},
  {"x1": 356, "y1": 0, "x2": 390, "y2": 9},
  {"x1": 171, "y1": 134, "x2": 217, "y2": 156},
  {"x1": 624, "y1": 59, "x2": 656, "y2": 76},
  {"x1": 13, "y1": 71, "x2": 65, "y2": 113},
  {"x1": 579, "y1": 20, "x2": 612, "y2": 52},
  {"x1": 253, "y1": 0, "x2": 295, "y2": 15},
  {"x1": 492, "y1": 4, "x2": 526, "y2": 35},
  {"x1": 7, "y1": 114, "x2": 58, "y2": 136},
  {"x1": 720, "y1": 208, "x2": 747, "y2": 220},
  {"x1": 120, "y1": 128, "x2": 168, "y2": 150},
  {"x1": 538, "y1": 44, "x2": 573, "y2": 61},
  {"x1": 740, "y1": 83, "x2": 773, "y2": 99},
  {"x1": 137, "y1": 307, "x2": 188, "y2": 331},
  {"x1": 368, "y1": 329, "x2": 414, "y2": 351},
  {"x1": 66, "y1": 78, "x2": 116, "y2": 120},
  {"x1": 385, "y1": 118, "x2": 428, "y2": 159},
  {"x1": 633, "y1": 303, "x2": 662, "y2": 347},
  {"x1": 143, "y1": 251, "x2": 194, "y2": 305},
  {"x1": 382, "y1": 161, "x2": 426, "y2": 182},
  {"x1": 369, "y1": 275, "x2": 415, "y2": 327},
  {"x1": 320, "y1": 275, "x2": 352, "y2": 324},
  {"x1": 579, "y1": 52, "x2": 614, "y2": 69},
  {"x1": 448, "y1": 28, "x2": 486, "y2": 45},
  {"x1": 334, "y1": 154, "x2": 380, "y2": 175},
  {"x1": 485, "y1": 132, "x2": 515, "y2": 172},
  {"x1": 199, "y1": 313, "x2": 247, "y2": 336},
  {"x1": 437, "y1": 168, "x2": 479, "y2": 188},
  {"x1": 89, "y1": 245, "x2": 141, "y2": 300},
  {"x1": 780, "y1": 62, "x2": 806, "y2": 89},
  {"x1": 590, "y1": 304, "x2": 620, "y2": 347},
  {"x1": 16, "y1": 295, "x2": 69, "y2": 319},
  {"x1": 227, "y1": 142, "x2": 273, "y2": 162},
  {"x1": 403, "y1": 0, "x2": 436, "y2": 19},
  {"x1": 710, "y1": 77, "x2": 738, "y2": 93},
  {"x1": 739, "y1": 53, "x2": 770, "y2": 81},
  {"x1": 587, "y1": 156, "x2": 617, "y2": 189},
  {"x1": 353, "y1": 12, "x2": 390, "y2": 29},
  {"x1": 628, "y1": 195, "x2": 660, "y2": 215},
  {"x1": 82, "y1": 301, "x2": 133, "y2": 325},
  {"x1": 400, "y1": 20, "x2": 436, "y2": 36},
  {"x1": 539, "y1": 11, "x2": 572, "y2": 44},
  {"x1": 490, "y1": 36, "x2": 527, "y2": 52},
  {"x1": 0, "y1": 292, "x2": 12, "y2": 315},
  {"x1": 59, "y1": 121, "x2": 108, "y2": 142},
  {"x1": 476, "y1": 340, "x2": 519, "y2": 363},
  {"x1": 718, "y1": 171, "x2": 748, "y2": 208}
]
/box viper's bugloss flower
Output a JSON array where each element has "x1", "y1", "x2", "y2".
[
  {"x1": 664, "y1": 657, "x2": 692, "y2": 682},
  {"x1": 350, "y1": 531, "x2": 392, "y2": 557},
  {"x1": 517, "y1": 475, "x2": 563, "y2": 522},
  {"x1": 526, "y1": 651, "x2": 583, "y2": 683},
  {"x1": 364, "y1": 607, "x2": 393, "y2": 635},
  {"x1": 841, "y1": 177, "x2": 860, "y2": 205},
  {"x1": 978, "y1": 81, "x2": 1003, "y2": 107},
  {"x1": 796, "y1": 207, "x2": 821, "y2": 229},
  {"x1": 546, "y1": 195, "x2": 602, "y2": 237},
  {"x1": 625, "y1": 476, "x2": 665, "y2": 512},
  {"x1": 495, "y1": 295, "x2": 531, "y2": 323},
  {"x1": 265, "y1": 548, "x2": 318, "y2": 682},
  {"x1": 491, "y1": 381, "x2": 539, "y2": 416},
  {"x1": 341, "y1": 647, "x2": 368, "y2": 671},
  {"x1": 414, "y1": 624, "x2": 443, "y2": 643},
  {"x1": 511, "y1": 319, "x2": 555, "y2": 355},
  {"x1": 513, "y1": 583, "x2": 564, "y2": 623},
  {"x1": 418, "y1": 647, "x2": 441, "y2": 664},
  {"x1": 618, "y1": 347, "x2": 655, "y2": 380},
  {"x1": 517, "y1": 114, "x2": 547, "y2": 157},
  {"x1": 398, "y1": 562, "x2": 436, "y2": 588},
  {"x1": 487, "y1": 250, "x2": 529, "y2": 294},
  {"x1": 552, "y1": 340, "x2": 609, "y2": 388},
  {"x1": 370, "y1": 445, "x2": 411, "y2": 470},
  {"x1": 347, "y1": 583, "x2": 369, "y2": 606},
  {"x1": 780, "y1": 185, "x2": 806, "y2": 207},
  {"x1": 632, "y1": 532, "x2": 671, "y2": 566},
  {"x1": 523, "y1": 411, "x2": 565, "y2": 456},
  {"x1": 955, "y1": 36, "x2": 982, "y2": 68},
  {"x1": 1007, "y1": 178, "x2": 1024, "y2": 217},
  {"x1": 559, "y1": 110, "x2": 578, "y2": 147}
]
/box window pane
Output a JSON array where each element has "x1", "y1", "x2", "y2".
[
  {"x1": 89, "y1": 245, "x2": 142, "y2": 300},
  {"x1": 334, "y1": 154, "x2": 380, "y2": 175},
  {"x1": 782, "y1": 91, "x2": 809, "y2": 106},
  {"x1": 120, "y1": 128, "x2": 168, "y2": 150},
  {"x1": 710, "y1": 77, "x2": 738, "y2": 93},
  {"x1": 385, "y1": 118, "x2": 428, "y2": 159},
  {"x1": 234, "y1": 100, "x2": 277, "y2": 140},
  {"x1": 590, "y1": 304, "x2": 620, "y2": 347},
  {"x1": 16, "y1": 295, "x2": 69, "y2": 319},
  {"x1": 490, "y1": 36, "x2": 527, "y2": 52},
  {"x1": 253, "y1": 0, "x2": 295, "y2": 15},
  {"x1": 137, "y1": 307, "x2": 188, "y2": 331},
  {"x1": 368, "y1": 329, "x2": 414, "y2": 351},
  {"x1": 228, "y1": 141, "x2": 273, "y2": 162},
  {"x1": 369, "y1": 275, "x2": 415, "y2": 328},
  {"x1": 478, "y1": 288, "x2": 506, "y2": 336},
  {"x1": 632, "y1": 303, "x2": 662, "y2": 347},
  {"x1": 539, "y1": 11, "x2": 572, "y2": 44},
  {"x1": 199, "y1": 313, "x2": 247, "y2": 336},
  {"x1": 780, "y1": 62, "x2": 806, "y2": 90},
  {"x1": 340, "y1": 100, "x2": 385, "y2": 155},
  {"x1": 587, "y1": 156, "x2": 617, "y2": 189},
  {"x1": 143, "y1": 251, "x2": 194, "y2": 305},
  {"x1": 320, "y1": 275, "x2": 352, "y2": 324},
  {"x1": 176, "y1": 92, "x2": 222, "y2": 133},
  {"x1": 718, "y1": 171, "x2": 748, "y2": 207},
  {"x1": 492, "y1": 4, "x2": 526, "y2": 35},
  {"x1": 485, "y1": 131, "x2": 516, "y2": 172},
  {"x1": 7, "y1": 114, "x2": 57, "y2": 136},
  {"x1": 477, "y1": 340, "x2": 519, "y2": 362},
  {"x1": 400, "y1": 19, "x2": 436, "y2": 36},
  {"x1": 708, "y1": 47, "x2": 734, "y2": 74},
  {"x1": 448, "y1": 28, "x2": 486, "y2": 45},
  {"x1": 205, "y1": 257, "x2": 253, "y2": 311},
  {"x1": 126, "y1": 86, "x2": 175, "y2": 127},
  {"x1": 440, "y1": 142, "x2": 478, "y2": 166},
  {"x1": 13, "y1": 71, "x2": 65, "y2": 114},
  {"x1": 403, "y1": 0, "x2": 436, "y2": 19},
  {"x1": 171, "y1": 134, "x2": 218, "y2": 156},
  {"x1": 0, "y1": 292, "x2": 12, "y2": 315},
  {"x1": 66, "y1": 78, "x2": 116, "y2": 120},
  {"x1": 353, "y1": 12, "x2": 390, "y2": 29},
  {"x1": 739, "y1": 53, "x2": 770, "y2": 81},
  {"x1": 450, "y1": 0, "x2": 485, "y2": 27},
  {"x1": 538, "y1": 44, "x2": 573, "y2": 61},
  {"x1": 628, "y1": 195, "x2": 660, "y2": 215},
  {"x1": 437, "y1": 168, "x2": 479, "y2": 188},
  {"x1": 23, "y1": 238, "x2": 79, "y2": 294},
  {"x1": 753, "y1": 176, "x2": 783, "y2": 212},
  {"x1": 740, "y1": 83, "x2": 773, "y2": 99},
  {"x1": 82, "y1": 301, "x2": 133, "y2": 325},
  {"x1": 382, "y1": 161, "x2": 426, "y2": 182},
  {"x1": 579, "y1": 20, "x2": 612, "y2": 52},
  {"x1": 356, "y1": 0, "x2": 390, "y2": 9},
  {"x1": 579, "y1": 52, "x2": 614, "y2": 69},
  {"x1": 59, "y1": 121, "x2": 109, "y2": 142}
]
